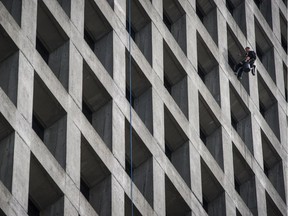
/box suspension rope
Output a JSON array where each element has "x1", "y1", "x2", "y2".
[{"x1": 128, "y1": 0, "x2": 134, "y2": 215}]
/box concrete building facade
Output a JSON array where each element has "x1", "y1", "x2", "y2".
[{"x1": 0, "y1": 0, "x2": 287, "y2": 215}]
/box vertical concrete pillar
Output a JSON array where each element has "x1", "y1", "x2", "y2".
[
  {"x1": 216, "y1": 6, "x2": 227, "y2": 63},
  {"x1": 111, "y1": 176, "x2": 125, "y2": 216},
  {"x1": 21, "y1": 0, "x2": 37, "y2": 45},
  {"x1": 278, "y1": 106, "x2": 287, "y2": 152},
  {"x1": 275, "y1": 50, "x2": 285, "y2": 98},
  {"x1": 113, "y1": 32, "x2": 126, "y2": 94},
  {"x1": 153, "y1": 158, "x2": 165, "y2": 216},
  {"x1": 255, "y1": 177, "x2": 267, "y2": 216},
  {"x1": 186, "y1": 12, "x2": 197, "y2": 69},
  {"x1": 112, "y1": 101, "x2": 125, "y2": 167},
  {"x1": 68, "y1": 42, "x2": 83, "y2": 108},
  {"x1": 66, "y1": 116, "x2": 81, "y2": 188},
  {"x1": 12, "y1": 134, "x2": 30, "y2": 211},
  {"x1": 64, "y1": 197, "x2": 78, "y2": 216},
  {"x1": 151, "y1": 0, "x2": 162, "y2": 16},
  {"x1": 225, "y1": 192, "x2": 236, "y2": 216},
  {"x1": 188, "y1": 77, "x2": 199, "y2": 135},
  {"x1": 189, "y1": 143, "x2": 202, "y2": 202},
  {"x1": 70, "y1": 0, "x2": 84, "y2": 34},
  {"x1": 251, "y1": 117, "x2": 263, "y2": 169},
  {"x1": 151, "y1": 23, "x2": 163, "y2": 80},
  {"x1": 17, "y1": 52, "x2": 34, "y2": 124},
  {"x1": 271, "y1": 2, "x2": 281, "y2": 42},
  {"x1": 152, "y1": 89, "x2": 164, "y2": 150},
  {"x1": 113, "y1": 0, "x2": 126, "y2": 25}
]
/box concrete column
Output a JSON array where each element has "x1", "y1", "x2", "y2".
[
  {"x1": 151, "y1": 0, "x2": 162, "y2": 16},
  {"x1": 186, "y1": 12, "x2": 197, "y2": 69},
  {"x1": 112, "y1": 101, "x2": 125, "y2": 167},
  {"x1": 68, "y1": 42, "x2": 83, "y2": 108},
  {"x1": 70, "y1": 0, "x2": 84, "y2": 34},
  {"x1": 153, "y1": 158, "x2": 165, "y2": 216},
  {"x1": 12, "y1": 133, "x2": 30, "y2": 211},
  {"x1": 17, "y1": 52, "x2": 34, "y2": 124},
  {"x1": 151, "y1": 23, "x2": 163, "y2": 80},
  {"x1": 216, "y1": 7, "x2": 227, "y2": 63},
  {"x1": 92, "y1": 101, "x2": 113, "y2": 150},
  {"x1": 113, "y1": 32, "x2": 126, "y2": 94},
  {"x1": 275, "y1": 50, "x2": 285, "y2": 98},
  {"x1": 189, "y1": 142, "x2": 202, "y2": 202},
  {"x1": 111, "y1": 175, "x2": 125, "y2": 216},
  {"x1": 64, "y1": 197, "x2": 78, "y2": 216},
  {"x1": 251, "y1": 117, "x2": 263, "y2": 169},
  {"x1": 278, "y1": 105, "x2": 287, "y2": 152},
  {"x1": 152, "y1": 89, "x2": 164, "y2": 150},
  {"x1": 57, "y1": 0, "x2": 71, "y2": 18},
  {"x1": 0, "y1": 51, "x2": 19, "y2": 106},
  {"x1": 255, "y1": 177, "x2": 267, "y2": 216},
  {"x1": 188, "y1": 77, "x2": 199, "y2": 135},
  {"x1": 113, "y1": 0, "x2": 126, "y2": 25},
  {"x1": 66, "y1": 116, "x2": 81, "y2": 188},
  {"x1": 21, "y1": 0, "x2": 37, "y2": 45},
  {"x1": 271, "y1": 1, "x2": 281, "y2": 42},
  {"x1": 225, "y1": 192, "x2": 236, "y2": 216},
  {"x1": 222, "y1": 129, "x2": 234, "y2": 184}
]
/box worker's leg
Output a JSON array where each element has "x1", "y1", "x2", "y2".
[{"x1": 237, "y1": 67, "x2": 244, "y2": 79}]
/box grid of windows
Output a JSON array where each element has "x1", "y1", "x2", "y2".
[{"x1": 0, "y1": 0, "x2": 287, "y2": 215}]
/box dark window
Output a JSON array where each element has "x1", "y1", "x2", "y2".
[
  {"x1": 125, "y1": 88, "x2": 135, "y2": 108},
  {"x1": 28, "y1": 197, "x2": 40, "y2": 216},
  {"x1": 36, "y1": 37, "x2": 49, "y2": 63},
  {"x1": 264, "y1": 162, "x2": 269, "y2": 176},
  {"x1": 80, "y1": 178, "x2": 90, "y2": 200},
  {"x1": 32, "y1": 113, "x2": 45, "y2": 141},
  {"x1": 165, "y1": 144, "x2": 173, "y2": 160},
  {"x1": 234, "y1": 177, "x2": 240, "y2": 193},
  {"x1": 164, "y1": 76, "x2": 172, "y2": 94},
  {"x1": 126, "y1": 20, "x2": 136, "y2": 41},
  {"x1": 196, "y1": 4, "x2": 205, "y2": 22},
  {"x1": 198, "y1": 65, "x2": 206, "y2": 82},
  {"x1": 231, "y1": 114, "x2": 238, "y2": 130},
  {"x1": 226, "y1": 0, "x2": 234, "y2": 14},
  {"x1": 254, "y1": 0, "x2": 263, "y2": 8},
  {"x1": 200, "y1": 128, "x2": 207, "y2": 145},
  {"x1": 202, "y1": 197, "x2": 209, "y2": 213},
  {"x1": 82, "y1": 101, "x2": 93, "y2": 123},
  {"x1": 163, "y1": 12, "x2": 172, "y2": 31},
  {"x1": 281, "y1": 35, "x2": 287, "y2": 53},
  {"x1": 84, "y1": 29, "x2": 95, "y2": 51},
  {"x1": 256, "y1": 45, "x2": 263, "y2": 62},
  {"x1": 259, "y1": 102, "x2": 265, "y2": 117},
  {"x1": 125, "y1": 158, "x2": 134, "y2": 176}
]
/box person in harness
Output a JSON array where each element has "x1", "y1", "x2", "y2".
[{"x1": 233, "y1": 47, "x2": 257, "y2": 79}]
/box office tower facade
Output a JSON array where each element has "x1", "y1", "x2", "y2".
[{"x1": 0, "y1": 0, "x2": 287, "y2": 215}]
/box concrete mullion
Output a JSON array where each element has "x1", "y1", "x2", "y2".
[
  {"x1": 151, "y1": 23, "x2": 164, "y2": 80},
  {"x1": 112, "y1": 101, "x2": 125, "y2": 168},
  {"x1": 111, "y1": 176, "x2": 124, "y2": 216},
  {"x1": 222, "y1": 128, "x2": 234, "y2": 186},
  {"x1": 68, "y1": 42, "x2": 83, "y2": 108},
  {"x1": 151, "y1": 0, "x2": 162, "y2": 17},
  {"x1": 187, "y1": 76, "x2": 199, "y2": 135},
  {"x1": 153, "y1": 158, "x2": 165, "y2": 216},
  {"x1": 70, "y1": 0, "x2": 84, "y2": 34},
  {"x1": 225, "y1": 192, "x2": 236, "y2": 216},
  {"x1": 113, "y1": 32, "x2": 126, "y2": 95},
  {"x1": 251, "y1": 117, "x2": 264, "y2": 169},
  {"x1": 11, "y1": 134, "x2": 30, "y2": 211},
  {"x1": 189, "y1": 142, "x2": 202, "y2": 203},
  {"x1": 17, "y1": 52, "x2": 34, "y2": 124},
  {"x1": 152, "y1": 88, "x2": 164, "y2": 150},
  {"x1": 113, "y1": 0, "x2": 126, "y2": 25},
  {"x1": 271, "y1": 1, "x2": 281, "y2": 43},
  {"x1": 186, "y1": 12, "x2": 197, "y2": 69},
  {"x1": 278, "y1": 105, "x2": 288, "y2": 152},
  {"x1": 66, "y1": 116, "x2": 81, "y2": 188},
  {"x1": 275, "y1": 50, "x2": 286, "y2": 99},
  {"x1": 64, "y1": 196, "x2": 78, "y2": 216},
  {"x1": 21, "y1": 0, "x2": 37, "y2": 45},
  {"x1": 255, "y1": 177, "x2": 267, "y2": 216},
  {"x1": 216, "y1": 6, "x2": 228, "y2": 64}
]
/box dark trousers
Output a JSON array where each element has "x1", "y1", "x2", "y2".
[{"x1": 235, "y1": 60, "x2": 255, "y2": 78}]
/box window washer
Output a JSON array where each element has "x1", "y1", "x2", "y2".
[{"x1": 233, "y1": 47, "x2": 256, "y2": 79}]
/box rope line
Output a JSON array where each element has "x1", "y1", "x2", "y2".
[{"x1": 128, "y1": 0, "x2": 134, "y2": 215}]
